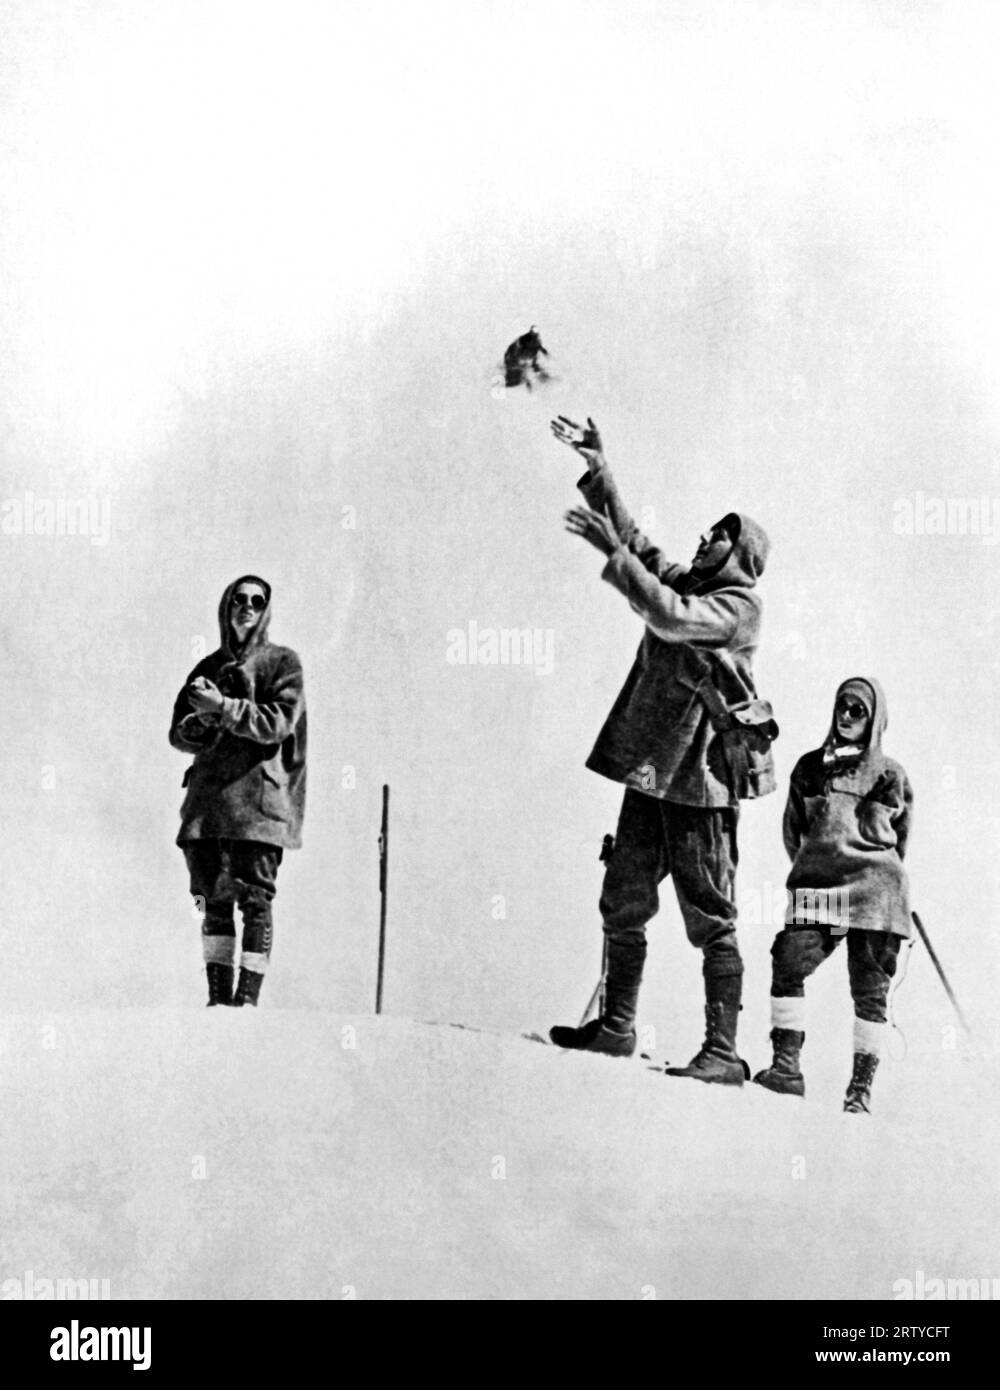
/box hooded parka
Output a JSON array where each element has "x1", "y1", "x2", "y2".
[
  {"x1": 578, "y1": 466, "x2": 775, "y2": 808},
  {"x1": 783, "y1": 677, "x2": 912, "y2": 936},
  {"x1": 169, "y1": 577, "x2": 306, "y2": 850}
]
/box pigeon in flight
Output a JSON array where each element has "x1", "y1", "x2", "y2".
[{"x1": 502, "y1": 325, "x2": 551, "y2": 390}]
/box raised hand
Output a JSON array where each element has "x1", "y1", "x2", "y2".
[
  {"x1": 550, "y1": 415, "x2": 604, "y2": 470},
  {"x1": 564, "y1": 505, "x2": 621, "y2": 558}
]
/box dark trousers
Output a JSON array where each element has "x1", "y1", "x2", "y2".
[
  {"x1": 600, "y1": 789, "x2": 742, "y2": 995},
  {"x1": 770, "y1": 927, "x2": 902, "y2": 1023},
  {"x1": 182, "y1": 838, "x2": 283, "y2": 961}
]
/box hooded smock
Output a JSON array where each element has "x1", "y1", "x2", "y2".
[
  {"x1": 577, "y1": 465, "x2": 774, "y2": 807},
  {"x1": 783, "y1": 677, "x2": 912, "y2": 936},
  {"x1": 169, "y1": 577, "x2": 307, "y2": 849}
]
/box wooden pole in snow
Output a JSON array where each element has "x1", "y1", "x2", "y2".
[{"x1": 376, "y1": 784, "x2": 389, "y2": 1015}]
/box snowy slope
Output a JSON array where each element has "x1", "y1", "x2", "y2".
[{"x1": 1, "y1": 1008, "x2": 996, "y2": 1301}]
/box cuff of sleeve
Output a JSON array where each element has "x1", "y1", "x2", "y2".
[
  {"x1": 217, "y1": 697, "x2": 236, "y2": 728},
  {"x1": 577, "y1": 466, "x2": 608, "y2": 504},
  {"x1": 600, "y1": 545, "x2": 630, "y2": 585}
]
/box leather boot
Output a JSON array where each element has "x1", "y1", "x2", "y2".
[
  {"x1": 843, "y1": 1052, "x2": 879, "y2": 1114},
  {"x1": 664, "y1": 971, "x2": 749, "y2": 1085},
  {"x1": 753, "y1": 1029, "x2": 805, "y2": 1097},
  {"x1": 232, "y1": 966, "x2": 264, "y2": 1008},
  {"x1": 664, "y1": 1000, "x2": 748, "y2": 1084},
  {"x1": 206, "y1": 962, "x2": 234, "y2": 1007},
  {"x1": 549, "y1": 959, "x2": 640, "y2": 1058},
  {"x1": 548, "y1": 1017, "x2": 636, "y2": 1056}
]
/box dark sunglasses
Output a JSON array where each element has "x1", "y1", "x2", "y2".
[
  {"x1": 836, "y1": 699, "x2": 868, "y2": 721},
  {"x1": 232, "y1": 591, "x2": 266, "y2": 612}
]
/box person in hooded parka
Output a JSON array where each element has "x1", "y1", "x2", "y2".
[
  {"x1": 548, "y1": 417, "x2": 777, "y2": 1084},
  {"x1": 753, "y1": 677, "x2": 913, "y2": 1113},
  {"x1": 169, "y1": 575, "x2": 306, "y2": 1008}
]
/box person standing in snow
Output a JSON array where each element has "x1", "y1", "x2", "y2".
[
  {"x1": 548, "y1": 417, "x2": 777, "y2": 1084},
  {"x1": 753, "y1": 677, "x2": 912, "y2": 1113},
  {"x1": 169, "y1": 576, "x2": 306, "y2": 1008}
]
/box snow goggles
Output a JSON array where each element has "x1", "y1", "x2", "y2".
[
  {"x1": 231, "y1": 591, "x2": 266, "y2": 611},
  {"x1": 835, "y1": 699, "x2": 868, "y2": 720}
]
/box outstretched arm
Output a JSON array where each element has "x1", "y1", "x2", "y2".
[
  {"x1": 552, "y1": 416, "x2": 680, "y2": 582},
  {"x1": 565, "y1": 508, "x2": 742, "y2": 644},
  {"x1": 597, "y1": 541, "x2": 743, "y2": 645},
  {"x1": 583, "y1": 469, "x2": 679, "y2": 581}
]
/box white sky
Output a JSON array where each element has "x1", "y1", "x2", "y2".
[
  {"x1": 4, "y1": 0, "x2": 1000, "y2": 451},
  {"x1": 2, "y1": 1, "x2": 999, "y2": 1052}
]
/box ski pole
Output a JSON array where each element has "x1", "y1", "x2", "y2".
[
  {"x1": 376, "y1": 784, "x2": 389, "y2": 1014},
  {"x1": 577, "y1": 966, "x2": 604, "y2": 1029},
  {"x1": 577, "y1": 837, "x2": 614, "y2": 1026},
  {"x1": 911, "y1": 910, "x2": 973, "y2": 1039}
]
